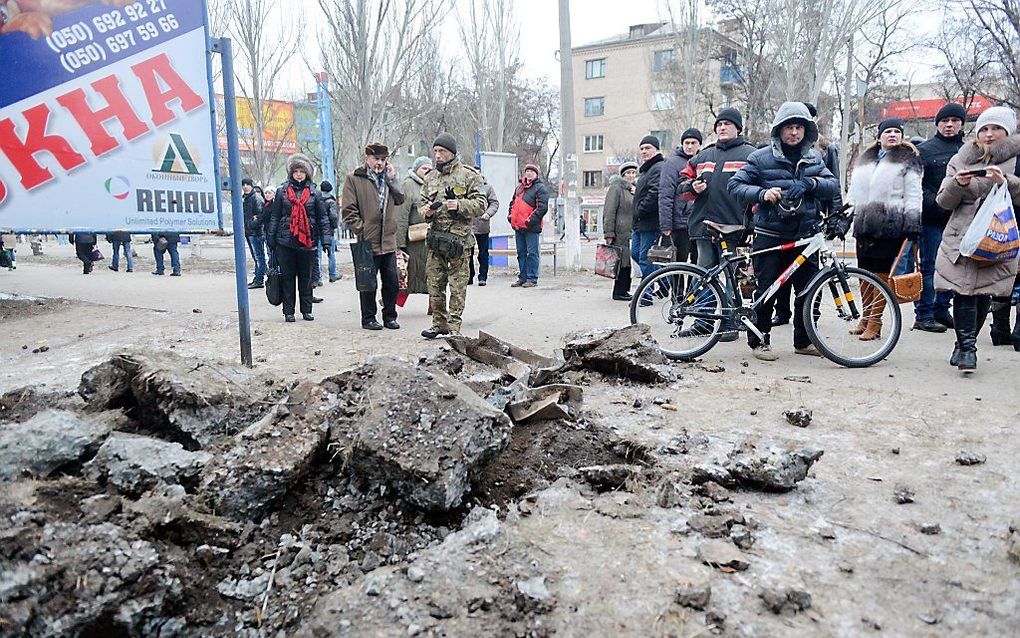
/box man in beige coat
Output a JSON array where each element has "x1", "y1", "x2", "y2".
[{"x1": 342, "y1": 143, "x2": 406, "y2": 330}]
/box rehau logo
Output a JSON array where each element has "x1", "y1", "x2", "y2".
[{"x1": 153, "y1": 133, "x2": 201, "y2": 175}]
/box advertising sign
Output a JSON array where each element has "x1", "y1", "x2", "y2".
[
  {"x1": 217, "y1": 96, "x2": 297, "y2": 155},
  {"x1": 0, "y1": 0, "x2": 220, "y2": 232}
]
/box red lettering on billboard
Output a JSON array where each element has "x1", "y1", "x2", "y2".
[
  {"x1": 0, "y1": 104, "x2": 87, "y2": 190},
  {"x1": 131, "y1": 53, "x2": 205, "y2": 127},
  {"x1": 56, "y1": 75, "x2": 150, "y2": 157}
]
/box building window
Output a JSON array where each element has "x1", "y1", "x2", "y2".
[
  {"x1": 585, "y1": 59, "x2": 606, "y2": 79},
  {"x1": 583, "y1": 134, "x2": 604, "y2": 152},
  {"x1": 650, "y1": 130, "x2": 672, "y2": 151},
  {"x1": 650, "y1": 92, "x2": 675, "y2": 111},
  {"x1": 652, "y1": 49, "x2": 676, "y2": 72},
  {"x1": 584, "y1": 97, "x2": 605, "y2": 117},
  {"x1": 583, "y1": 170, "x2": 603, "y2": 188}
]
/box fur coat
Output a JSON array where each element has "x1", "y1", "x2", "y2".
[
  {"x1": 934, "y1": 135, "x2": 1020, "y2": 296},
  {"x1": 849, "y1": 142, "x2": 923, "y2": 241}
]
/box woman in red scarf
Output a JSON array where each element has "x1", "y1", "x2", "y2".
[{"x1": 266, "y1": 154, "x2": 332, "y2": 322}]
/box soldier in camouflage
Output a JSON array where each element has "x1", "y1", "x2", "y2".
[{"x1": 419, "y1": 133, "x2": 488, "y2": 338}]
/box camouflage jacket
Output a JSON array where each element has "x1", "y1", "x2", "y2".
[{"x1": 419, "y1": 158, "x2": 487, "y2": 243}]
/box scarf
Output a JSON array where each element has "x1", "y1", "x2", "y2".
[
  {"x1": 287, "y1": 184, "x2": 313, "y2": 248},
  {"x1": 368, "y1": 169, "x2": 387, "y2": 212},
  {"x1": 515, "y1": 177, "x2": 534, "y2": 199}
]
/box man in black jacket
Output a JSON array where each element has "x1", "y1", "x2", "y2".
[
  {"x1": 659, "y1": 128, "x2": 702, "y2": 265},
  {"x1": 242, "y1": 177, "x2": 266, "y2": 288},
  {"x1": 915, "y1": 102, "x2": 966, "y2": 332},
  {"x1": 729, "y1": 102, "x2": 840, "y2": 360},
  {"x1": 631, "y1": 135, "x2": 665, "y2": 285}
]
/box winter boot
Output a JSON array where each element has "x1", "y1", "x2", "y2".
[
  {"x1": 989, "y1": 297, "x2": 1012, "y2": 345},
  {"x1": 859, "y1": 274, "x2": 889, "y2": 341},
  {"x1": 849, "y1": 281, "x2": 873, "y2": 335},
  {"x1": 953, "y1": 295, "x2": 990, "y2": 372}
]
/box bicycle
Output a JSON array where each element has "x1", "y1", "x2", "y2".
[{"x1": 629, "y1": 208, "x2": 902, "y2": 367}]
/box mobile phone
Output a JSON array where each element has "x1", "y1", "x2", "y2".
[{"x1": 960, "y1": 169, "x2": 987, "y2": 177}]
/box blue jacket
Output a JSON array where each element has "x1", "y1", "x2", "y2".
[{"x1": 658, "y1": 148, "x2": 695, "y2": 231}]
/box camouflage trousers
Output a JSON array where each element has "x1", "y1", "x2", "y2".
[{"x1": 426, "y1": 249, "x2": 469, "y2": 332}]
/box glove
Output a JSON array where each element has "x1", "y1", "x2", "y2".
[{"x1": 784, "y1": 178, "x2": 814, "y2": 200}]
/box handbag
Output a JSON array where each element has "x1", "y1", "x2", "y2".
[
  {"x1": 407, "y1": 222, "x2": 429, "y2": 243},
  {"x1": 265, "y1": 253, "x2": 283, "y2": 306},
  {"x1": 90, "y1": 248, "x2": 104, "y2": 261},
  {"x1": 350, "y1": 240, "x2": 378, "y2": 292},
  {"x1": 647, "y1": 236, "x2": 674, "y2": 264},
  {"x1": 889, "y1": 239, "x2": 922, "y2": 304},
  {"x1": 960, "y1": 183, "x2": 1019, "y2": 264},
  {"x1": 595, "y1": 243, "x2": 622, "y2": 279}
]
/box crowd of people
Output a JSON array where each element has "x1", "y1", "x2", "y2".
[{"x1": 605, "y1": 101, "x2": 1020, "y2": 373}]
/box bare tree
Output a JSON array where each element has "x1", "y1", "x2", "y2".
[
  {"x1": 457, "y1": 0, "x2": 521, "y2": 153},
  {"x1": 931, "y1": 13, "x2": 997, "y2": 110},
  {"x1": 960, "y1": 0, "x2": 1020, "y2": 107},
  {"x1": 316, "y1": 0, "x2": 449, "y2": 173},
  {"x1": 227, "y1": 0, "x2": 303, "y2": 186}
]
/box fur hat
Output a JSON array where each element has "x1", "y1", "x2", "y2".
[
  {"x1": 364, "y1": 142, "x2": 389, "y2": 157},
  {"x1": 639, "y1": 135, "x2": 660, "y2": 150},
  {"x1": 935, "y1": 102, "x2": 967, "y2": 125},
  {"x1": 975, "y1": 106, "x2": 1017, "y2": 135},
  {"x1": 433, "y1": 132, "x2": 457, "y2": 154},
  {"x1": 715, "y1": 107, "x2": 743, "y2": 132},
  {"x1": 287, "y1": 153, "x2": 315, "y2": 179}
]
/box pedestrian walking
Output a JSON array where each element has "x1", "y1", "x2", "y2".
[
  {"x1": 105, "y1": 232, "x2": 133, "y2": 272},
  {"x1": 508, "y1": 163, "x2": 550, "y2": 288},
  {"x1": 469, "y1": 176, "x2": 498, "y2": 286},
  {"x1": 150, "y1": 233, "x2": 182, "y2": 276},
  {"x1": 395, "y1": 157, "x2": 433, "y2": 303},
  {"x1": 678, "y1": 107, "x2": 757, "y2": 339},
  {"x1": 659, "y1": 128, "x2": 702, "y2": 267},
  {"x1": 266, "y1": 153, "x2": 331, "y2": 322},
  {"x1": 848, "y1": 118, "x2": 923, "y2": 341},
  {"x1": 420, "y1": 132, "x2": 488, "y2": 338},
  {"x1": 242, "y1": 178, "x2": 267, "y2": 288},
  {"x1": 603, "y1": 161, "x2": 637, "y2": 300},
  {"x1": 935, "y1": 106, "x2": 1020, "y2": 371},
  {"x1": 318, "y1": 180, "x2": 341, "y2": 283},
  {"x1": 341, "y1": 142, "x2": 405, "y2": 330},
  {"x1": 728, "y1": 101, "x2": 840, "y2": 360},
  {"x1": 914, "y1": 103, "x2": 967, "y2": 333},
  {"x1": 631, "y1": 135, "x2": 665, "y2": 287},
  {"x1": 71, "y1": 232, "x2": 97, "y2": 274}
]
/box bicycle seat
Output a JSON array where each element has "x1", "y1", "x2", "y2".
[{"x1": 703, "y1": 221, "x2": 746, "y2": 236}]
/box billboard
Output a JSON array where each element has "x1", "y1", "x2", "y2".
[
  {"x1": 217, "y1": 96, "x2": 297, "y2": 155},
  {"x1": 0, "y1": 0, "x2": 220, "y2": 232}
]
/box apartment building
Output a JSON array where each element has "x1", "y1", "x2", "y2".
[{"x1": 571, "y1": 23, "x2": 740, "y2": 233}]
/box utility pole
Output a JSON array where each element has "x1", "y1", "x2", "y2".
[{"x1": 557, "y1": 0, "x2": 581, "y2": 269}]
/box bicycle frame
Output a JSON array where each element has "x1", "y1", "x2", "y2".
[{"x1": 676, "y1": 232, "x2": 861, "y2": 340}]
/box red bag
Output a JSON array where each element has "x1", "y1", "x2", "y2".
[{"x1": 595, "y1": 243, "x2": 622, "y2": 278}]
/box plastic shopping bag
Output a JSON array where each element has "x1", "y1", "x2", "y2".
[
  {"x1": 595, "y1": 243, "x2": 622, "y2": 279},
  {"x1": 960, "y1": 183, "x2": 1019, "y2": 263}
]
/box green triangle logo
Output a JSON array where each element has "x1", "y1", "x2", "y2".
[{"x1": 156, "y1": 134, "x2": 200, "y2": 174}]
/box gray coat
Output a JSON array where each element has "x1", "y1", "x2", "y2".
[
  {"x1": 935, "y1": 135, "x2": 1020, "y2": 296},
  {"x1": 602, "y1": 175, "x2": 634, "y2": 246},
  {"x1": 472, "y1": 183, "x2": 499, "y2": 235}
]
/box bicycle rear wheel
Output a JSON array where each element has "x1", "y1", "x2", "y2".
[
  {"x1": 803, "y1": 266, "x2": 901, "y2": 367},
  {"x1": 630, "y1": 264, "x2": 726, "y2": 361}
]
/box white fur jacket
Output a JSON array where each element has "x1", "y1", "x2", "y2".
[{"x1": 849, "y1": 143, "x2": 923, "y2": 240}]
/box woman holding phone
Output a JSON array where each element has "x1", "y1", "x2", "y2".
[{"x1": 935, "y1": 106, "x2": 1020, "y2": 372}]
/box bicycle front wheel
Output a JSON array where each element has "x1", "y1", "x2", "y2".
[
  {"x1": 630, "y1": 263, "x2": 726, "y2": 361},
  {"x1": 803, "y1": 266, "x2": 901, "y2": 367}
]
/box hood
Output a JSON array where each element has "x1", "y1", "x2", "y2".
[
  {"x1": 608, "y1": 174, "x2": 628, "y2": 188},
  {"x1": 770, "y1": 102, "x2": 818, "y2": 151}
]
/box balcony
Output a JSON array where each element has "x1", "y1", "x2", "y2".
[{"x1": 720, "y1": 64, "x2": 743, "y2": 86}]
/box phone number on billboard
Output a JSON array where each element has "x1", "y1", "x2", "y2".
[{"x1": 42, "y1": 1, "x2": 181, "y2": 75}]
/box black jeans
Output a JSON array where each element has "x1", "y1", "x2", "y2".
[
  {"x1": 748, "y1": 235, "x2": 817, "y2": 349},
  {"x1": 359, "y1": 251, "x2": 399, "y2": 324},
  {"x1": 670, "y1": 229, "x2": 696, "y2": 263},
  {"x1": 75, "y1": 241, "x2": 95, "y2": 273},
  {"x1": 275, "y1": 245, "x2": 314, "y2": 316},
  {"x1": 469, "y1": 233, "x2": 489, "y2": 282}
]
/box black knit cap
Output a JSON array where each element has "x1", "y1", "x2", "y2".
[
  {"x1": 241, "y1": 178, "x2": 254, "y2": 187},
  {"x1": 639, "y1": 134, "x2": 660, "y2": 149},
  {"x1": 320, "y1": 181, "x2": 333, "y2": 192},
  {"x1": 935, "y1": 102, "x2": 967, "y2": 124},
  {"x1": 433, "y1": 132, "x2": 457, "y2": 155},
  {"x1": 715, "y1": 107, "x2": 743, "y2": 132},
  {"x1": 803, "y1": 102, "x2": 818, "y2": 118},
  {"x1": 877, "y1": 118, "x2": 904, "y2": 136},
  {"x1": 680, "y1": 127, "x2": 703, "y2": 144}
]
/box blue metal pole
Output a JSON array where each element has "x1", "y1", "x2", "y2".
[
  {"x1": 475, "y1": 129, "x2": 482, "y2": 168},
  {"x1": 316, "y1": 73, "x2": 335, "y2": 184},
  {"x1": 218, "y1": 37, "x2": 253, "y2": 368}
]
